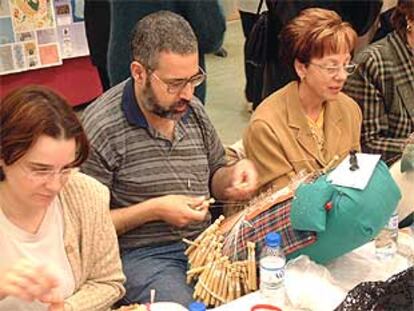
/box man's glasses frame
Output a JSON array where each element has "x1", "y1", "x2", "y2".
[{"x1": 148, "y1": 66, "x2": 206, "y2": 94}]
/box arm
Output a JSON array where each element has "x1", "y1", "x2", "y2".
[
  {"x1": 243, "y1": 119, "x2": 294, "y2": 190},
  {"x1": 111, "y1": 195, "x2": 210, "y2": 236},
  {"x1": 64, "y1": 188, "x2": 125, "y2": 311}
]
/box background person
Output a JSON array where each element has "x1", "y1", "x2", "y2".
[
  {"x1": 107, "y1": 0, "x2": 226, "y2": 103},
  {"x1": 344, "y1": 0, "x2": 414, "y2": 166}
]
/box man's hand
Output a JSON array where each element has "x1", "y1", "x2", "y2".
[
  {"x1": 155, "y1": 195, "x2": 210, "y2": 227},
  {"x1": 0, "y1": 259, "x2": 61, "y2": 305},
  {"x1": 224, "y1": 159, "x2": 258, "y2": 200}
]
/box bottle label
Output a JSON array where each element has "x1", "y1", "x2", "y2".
[{"x1": 260, "y1": 257, "x2": 285, "y2": 288}]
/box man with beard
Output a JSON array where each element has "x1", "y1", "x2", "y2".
[{"x1": 81, "y1": 11, "x2": 258, "y2": 307}]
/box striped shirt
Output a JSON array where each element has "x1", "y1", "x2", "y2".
[
  {"x1": 344, "y1": 31, "x2": 414, "y2": 165},
  {"x1": 81, "y1": 79, "x2": 227, "y2": 249}
]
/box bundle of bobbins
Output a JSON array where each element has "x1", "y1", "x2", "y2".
[{"x1": 183, "y1": 216, "x2": 257, "y2": 307}]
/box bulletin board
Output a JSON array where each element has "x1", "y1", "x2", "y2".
[{"x1": 0, "y1": 0, "x2": 89, "y2": 75}]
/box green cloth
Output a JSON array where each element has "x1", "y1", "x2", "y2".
[
  {"x1": 291, "y1": 176, "x2": 335, "y2": 232},
  {"x1": 288, "y1": 161, "x2": 401, "y2": 264}
]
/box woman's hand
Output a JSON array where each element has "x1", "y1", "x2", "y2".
[
  {"x1": 40, "y1": 290, "x2": 64, "y2": 311},
  {"x1": 0, "y1": 258, "x2": 61, "y2": 305}
]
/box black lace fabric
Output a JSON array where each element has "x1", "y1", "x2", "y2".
[{"x1": 335, "y1": 267, "x2": 414, "y2": 310}]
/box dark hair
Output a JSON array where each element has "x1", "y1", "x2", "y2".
[
  {"x1": 0, "y1": 86, "x2": 89, "y2": 180},
  {"x1": 391, "y1": 0, "x2": 414, "y2": 39},
  {"x1": 279, "y1": 8, "x2": 357, "y2": 80},
  {"x1": 130, "y1": 10, "x2": 198, "y2": 70}
]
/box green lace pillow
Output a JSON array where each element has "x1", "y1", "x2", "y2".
[{"x1": 289, "y1": 161, "x2": 401, "y2": 263}]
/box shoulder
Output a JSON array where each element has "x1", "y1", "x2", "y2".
[
  {"x1": 354, "y1": 33, "x2": 398, "y2": 68},
  {"x1": 251, "y1": 82, "x2": 293, "y2": 124},
  {"x1": 82, "y1": 80, "x2": 129, "y2": 142},
  {"x1": 189, "y1": 97, "x2": 214, "y2": 128},
  {"x1": 336, "y1": 92, "x2": 362, "y2": 118},
  {"x1": 82, "y1": 80, "x2": 127, "y2": 128},
  {"x1": 60, "y1": 172, "x2": 110, "y2": 215}
]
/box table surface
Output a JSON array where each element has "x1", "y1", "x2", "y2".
[{"x1": 209, "y1": 230, "x2": 413, "y2": 311}]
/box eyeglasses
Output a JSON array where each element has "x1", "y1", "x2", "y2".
[
  {"x1": 308, "y1": 62, "x2": 358, "y2": 76},
  {"x1": 20, "y1": 164, "x2": 73, "y2": 183},
  {"x1": 149, "y1": 67, "x2": 206, "y2": 94}
]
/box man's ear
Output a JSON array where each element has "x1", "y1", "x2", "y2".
[
  {"x1": 130, "y1": 61, "x2": 147, "y2": 85},
  {"x1": 294, "y1": 59, "x2": 307, "y2": 81}
]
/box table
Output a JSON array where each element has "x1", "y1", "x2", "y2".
[{"x1": 209, "y1": 230, "x2": 413, "y2": 311}]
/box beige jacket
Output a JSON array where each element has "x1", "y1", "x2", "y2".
[
  {"x1": 60, "y1": 172, "x2": 125, "y2": 311},
  {"x1": 244, "y1": 81, "x2": 362, "y2": 190}
]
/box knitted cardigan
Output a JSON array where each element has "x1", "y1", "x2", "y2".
[{"x1": 59, "y1": 172, "x2": 125, "y2": 310}]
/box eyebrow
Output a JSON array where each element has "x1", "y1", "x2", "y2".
[
  {"x1": 27, "y1": 162, "x2": 54, "y2": 168},
  {"x1": 27, "y1": 162, "x2": 73, "y2": 169},
  {"x1": 323, "y1": 57, "x2": 351, "y2": 64},
  {"x1": 163, "y1": 69, "x2": 202, "y2": 82}
]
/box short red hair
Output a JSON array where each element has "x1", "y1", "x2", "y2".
[{"x1": 279, "y1": 8, "x2": 357, "y2": 80}]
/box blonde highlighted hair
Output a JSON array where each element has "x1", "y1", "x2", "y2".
[{"x1": 279, "y1": 8, "x2": 357, "y2": 80}]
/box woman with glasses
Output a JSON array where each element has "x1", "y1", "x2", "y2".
[
  {"x1": 344, "y1": 0, "x2": 414, "y2": 166},
  {"x1": 0, "y1": 86, "x2": 125, "y2": 310},
  {"x1": 243, "y1": 8, "x2": 362, "y2": 191}
]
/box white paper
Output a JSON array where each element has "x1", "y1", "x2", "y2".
[{"x1": 327, "y1": 153, "x2": 381, "y2": 190}]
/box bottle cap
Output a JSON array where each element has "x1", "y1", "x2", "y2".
[
  {"x1": 265, "y1": 232, "x2": 281, "y2": 247},
  {"x1": 188, "y1": 302, "x2": 206, "y2": 311}
]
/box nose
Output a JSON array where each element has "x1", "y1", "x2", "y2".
[
  {"x1": 179, "y1": 82, "x2": 194, "y2": 101},
  {"x1": 44, "y1": 174, "x2": 65, "y2": 193},
  {"x1": 335, "y1": 67, "x2": 348, "y2": 81}
]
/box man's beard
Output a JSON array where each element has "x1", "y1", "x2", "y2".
[{"x1": 141, "y1": 80, "x2": 190, "y2": 121}]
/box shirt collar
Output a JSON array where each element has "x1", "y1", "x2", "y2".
[{"x1": 121, "y1": 78, "x2": 193, "y2": 128}]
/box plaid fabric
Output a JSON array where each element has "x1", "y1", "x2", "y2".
[
  {"x1": 222, "y1": 199, "x2": 316, "y2": 261},
  {"x1": 343, "y1": 31, "x2": 414, "y2": 166}
]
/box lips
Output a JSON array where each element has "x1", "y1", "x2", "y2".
[
  {"x1": 328, "y1": 86, "x2": 342, "y2": 93},
  {"x1": 36, "y1": 193, "x2": 56, "y2": 202},
  {"x1": 173, "y1": 101, "x2": 189, "y2": 113}
]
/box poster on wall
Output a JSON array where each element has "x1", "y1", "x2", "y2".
[
  {"x1": 54, "y1": 0, "x2": 89, "y2": 59},
  {"x1": 0, "y1": 0, "x2": 89, "y2": 75},
  {"x1": 0, "y1": 0, "x2": 61, "y2": 75}
]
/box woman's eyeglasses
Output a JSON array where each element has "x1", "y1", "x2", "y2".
[
  {"x1": 20, "y1": 164, "x2": 73, "y2": 183},
  {"x1": 308, "y1": 62, "x2": 358, "y2": 76}
]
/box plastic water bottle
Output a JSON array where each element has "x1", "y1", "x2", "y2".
[
  {"x1": 375, "y1": 209, "x2": 398, "y2": 260},
  {"x1": 260, "y1": 232, "x2": 286, "y2": 304},
  {"x1": 188, "y1": 302, "x2": 206, "y2": 311}
]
